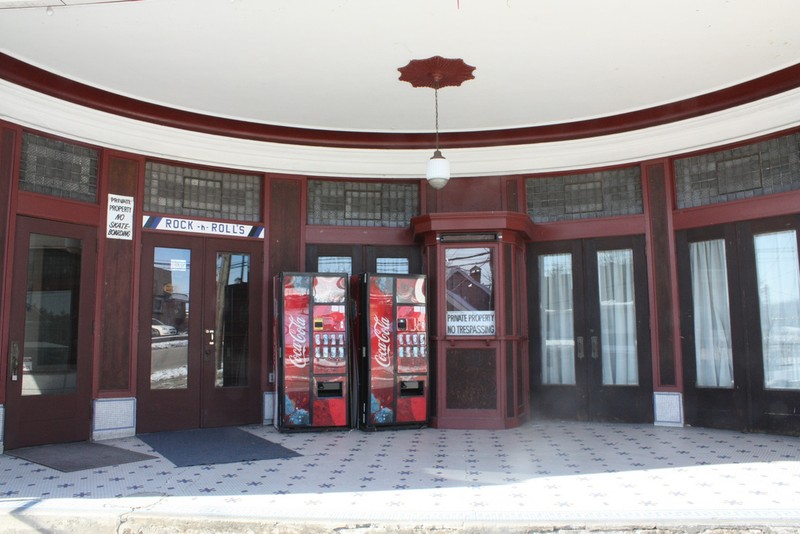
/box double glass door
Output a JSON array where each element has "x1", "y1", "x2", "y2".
[
  {"x1": 137, "y1": 233, "x2": 262, "y2": 433},
  {"x1": 5, "y1": 217, "x2": 96, "y2": 449},
  {"x1": 529, "y1": 236, "x2": 652, "y2": 422},
  {"x1": 678, "y1": 215, "x2": 800, "y2": 434}
]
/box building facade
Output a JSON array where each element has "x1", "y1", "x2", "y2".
[{"x1": 2, "y1": 54, "x2": 800, "y2": 451}]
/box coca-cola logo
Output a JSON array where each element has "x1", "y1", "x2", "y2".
[
  {"x1": 287, "y1": 315, "x2": 309, "y2": 368},
  {"x1": 372, "y1": 315, "x2": 392, "y2": 368}
]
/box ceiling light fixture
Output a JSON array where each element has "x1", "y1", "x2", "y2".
[{"x1": 399, "y1": 56, "x2": 475, "y2": 190}]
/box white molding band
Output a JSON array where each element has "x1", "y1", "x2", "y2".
[{"x1": 2, "y1": 79, "x2": 800, "y2": 179}]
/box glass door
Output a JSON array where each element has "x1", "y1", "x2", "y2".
[
  {"x1": 530, "y1": 236, "x2": 652, "y2": 422},
  {"x1": 137, "y1": 232, "x2": 262, "y2": 433},
  {"x1": 4, "y1": 217, "x2": 96, "y2": 449}
]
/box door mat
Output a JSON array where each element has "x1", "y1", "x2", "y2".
[
  {"x1": 6, "y1": 441, "x2": 157, "y2": 473},
  {"x1": 138, "y1": 427, "x2": 300, "y2": 467}
]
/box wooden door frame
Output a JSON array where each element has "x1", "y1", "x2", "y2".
[{"x1": 4, "y1": 217, "x2": 96, "y2": 449}]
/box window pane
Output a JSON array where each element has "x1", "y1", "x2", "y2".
[
  {"x1": 215, "y1": 253, "x2": 250, "y2": 388},
  {"x1": 20, "y1": 133, "x2": 98, "y2": 203},
  {"x1": 689, "y1": 239, "x2": 734, "y2": 388},
  {"x1": 22, "y1": 234, "x2": 82, "y2": 396},
  {"x1": 598, "y1": 249, "x2": 639, "y2": 386},
  {"x1": 539, "y1": 253, "x2": 575, "y2": 385},
  {"x1": 445, "y1": 248, "x2": 495, "y2": 336},
  {"x1": 376, "y1": 257, "x2": 409, "y2": 274},
  {"x1": 318, "y1": 256, "x2": 352, "y2": 275},
  {"x1": 754, "y1": 230, "x2": 800, "y2": 390},
  {"x1": 151, "y1": 248, "x2": 190, "y2": 389}
]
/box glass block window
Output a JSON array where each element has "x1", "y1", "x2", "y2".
[
  {"x1": 526, "y1": 167, "x2": 642, "y2": 223},
  {"x1": 145, "y1": 162, "x2": 261, "y2": 222},
  {"x1": 675, "y1": 132, "x2": 800, "y2": 209},
  {"x1": 19, "y1": 133, "x2": 99, "y2": 203},
  {"x1": 307, "y1": 180, "x2": 418, "y2": 227}
]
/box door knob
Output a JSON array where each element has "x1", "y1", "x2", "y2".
[
  {"x1": 10, "y1": 341, "x2": 19, "y2": 381},
  {"x1": 576, "y1": 336, "x2": 584, "y2": 360},
  {"x1": 591, "y1": 336, "x2": 599, "y2": 359}
]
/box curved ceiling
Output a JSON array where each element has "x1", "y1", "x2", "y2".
[
  {"x1": 2, "y1": 0, "x2": 800, "y2": 179},
  {"x1": 2, "y1": 0, "x2": 800, "y2": 135}
]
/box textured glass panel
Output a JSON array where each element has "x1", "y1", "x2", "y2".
[
  {"x1": 307, "y1": 180, "x2": 419, "y2": 227},
  {"x1": 675, "y1": 132, "x2": 800, "y2": 209},
  {"x1": 144, "y1": 162, "x2": 261, "y2": 222},
  {"x1": 19, "y1": 133, "x2": 98, "y2": 203},
  {"x1": 526, "y1": 167, "x2": 642, "y2": 222}
]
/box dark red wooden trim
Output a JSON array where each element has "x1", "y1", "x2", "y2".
[
  {"x1": 305, "y1": 225, "x2": 415, "y2": 246},
  {"x1": 412, "y1": 211, "x2": 537, "y2": 240},
  {"x1": 16, "y1": 192, "x2": 102, "y2": 225},
  {"x1": 529, "y1": 215, "x2": 646, "y2": 242},
  {"x1": 3, "y1": 52, "x2": 799, "y2": 150},
  {"x1": 673, "y1": 189, "x2": 800, "y2": 230}
]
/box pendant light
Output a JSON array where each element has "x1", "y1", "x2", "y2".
[
  {"x1": 426, "y1": 80, "x2": 449, "y2": 189},
  {"x1": 398, "y1": 56, "x2": 475, "y2": 190}
]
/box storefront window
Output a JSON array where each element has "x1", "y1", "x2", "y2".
[
  {"x1": 445, "y1": 247, "x2": 495, "y2": 336},
  {"x1": 754, "y1": 230, "x2": 800, "y2": 390}
]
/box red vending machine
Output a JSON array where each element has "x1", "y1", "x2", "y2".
[
  {"x1": 274, "y1": 273, "x2": 351, "y2": 430},
  {"x1": 354, "y1": 274, "x2": 428, "y2": 429}
]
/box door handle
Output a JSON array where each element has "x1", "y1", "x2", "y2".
[
  {"x1": 591, "y1": 335, "x2": 599, "y2": 359},
  {"x1": 10, "y1": 341, "x2": 19, "y2": 381},
  {"x1": 576, "y1": 336, "x2": 584, "y2": 360},
  {"x1": 204, "y1": 329, "x2": 215, "y2": 346},
  {"x1": 204, "y1": 329, "x2": 214, "y2": 362}
]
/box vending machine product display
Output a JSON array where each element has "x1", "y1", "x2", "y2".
[
  {"x1": 274, "y1": 273, "x2": 351, "y2": 430},
  {"x1": 354, "y1": 274, "x2": 428, "y2": 429}
]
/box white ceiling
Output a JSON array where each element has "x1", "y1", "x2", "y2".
[{"x1": 2, "y1": 0, "x2": 799, "y2": 136}]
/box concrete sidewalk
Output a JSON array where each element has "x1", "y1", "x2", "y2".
[{"x1": 1, "y1": 421, "x2": 799, "y2": 532}]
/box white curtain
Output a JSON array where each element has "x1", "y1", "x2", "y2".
[
  {"x1": 754, "y1": 230, "x2": 800, "y2": 390},
  {"x1": 690, "y1": 240, "x2": 734, "y2": 388},
  {"x1": 598, "y1": 249, "x2": 638, "y2": 385},
  {"x1": 539, "y1": 254, "x2": 575, "y2": 385}
]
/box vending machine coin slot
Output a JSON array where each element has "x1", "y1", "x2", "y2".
[
  {"x1": 317, "y1": 381, "x2": 344, "y2": 398},
  {"x1": 399, "y1": 380, "x2": 424, "y2": 397}
]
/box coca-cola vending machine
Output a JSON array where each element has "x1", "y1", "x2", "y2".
[
  {"x1": 274, "y1": 272, "x2": 351, "y2": 430},
  {"x1": 353, "y1": 274, "x2": 428, "y2": 429}
]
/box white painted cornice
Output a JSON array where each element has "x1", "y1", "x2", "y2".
[{"x1": 2, "y1": 79, "x2": 800, "y2": 179}]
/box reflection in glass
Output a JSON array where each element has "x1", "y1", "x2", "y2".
[
  {"x1": 690, "y1": 239, "x2": 734, "y2": 388},
  {"x1": 754, "y1": 230, "x2": 800, "y2": 390},
  {"x1": 151, "y1": 247, "x2": 190, "y2": 389},
  {"x1": 21, "y1": 234, "x2": 82, "y2": 396},
  {"x1": 215, "y1": 252, "x2": 250, "y2": 388},
  {"x1": 539, "y1": 253, "x2": 575, "y2": 385},
  {"x1": 597, "y1": 249, "x2": 638, "y2": 385},
  {"x1": 318, "y1": 256, "x2": 352, "y2": 275},
  {"x1": 445, "y1": 248, "x2": 495, "y2": 336}
]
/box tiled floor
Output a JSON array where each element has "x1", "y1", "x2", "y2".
[{"x1": 2, "y1": 421, "x2": 800, "y2": 532}]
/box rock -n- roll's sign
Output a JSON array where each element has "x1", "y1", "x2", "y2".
[
  {"x1": 107, "y1": 194, "x2": 134, "y2": 240},
  {"x1": 142, "y1": 215, "x2": 265, "y2": 239}
]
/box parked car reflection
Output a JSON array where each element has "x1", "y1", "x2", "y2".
[{"x1": 151, "y1": 318, "x2": 177, "y2": 337}]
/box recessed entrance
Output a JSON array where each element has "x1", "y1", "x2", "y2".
[
  {"x1": 4, "y1": 217, "x2": 96, "y2": 449},
  {"x1": 529, "y1": 236, "x2": 653, "y2": 423},
  {"x1": 136, "y1": 232, "x2": 262, "y2": 433}
]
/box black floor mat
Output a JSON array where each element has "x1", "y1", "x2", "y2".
[
  {"x1": 6, "y1": 441, "x2": 157, "y2": 472},
  {"x1": 138, "y1": 427, "x2": 300, "y2": 467}
]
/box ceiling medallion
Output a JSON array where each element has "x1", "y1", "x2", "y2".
[
  {"x1": 398, "y1": 56, "x2": 476, "y2": 89},
  {"x1": 399, "y1": 56, "x2": 475, "y2": 190}
]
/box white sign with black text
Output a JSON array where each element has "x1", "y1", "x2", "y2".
[
  {"x1": 106, "y1": 194, "x2": 134, "y2": 240},
  {"x1": 446, "y1": 311, "x2": 496, "y2": 336}
]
